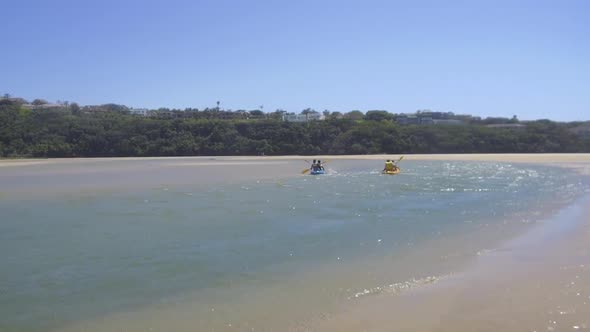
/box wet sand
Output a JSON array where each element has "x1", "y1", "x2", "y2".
[
  {"x1": 2, "y1": 153, "x2": 590, "y2": 163},
  {"x1": 0, "y1": 158, "x2": 302, "y2": 195},
  {"x1": 2, "y1": 154, "x2": 590, "y2": 331},
  {"x1": 2, "y1": 154, "x2": 589, "y2": 195},
  {"x1": 307, "y1": 195, "x2": 590, "y2": 331},
  {"x1": 2, "y1": 153, "x2": 589, "y2": 175}
]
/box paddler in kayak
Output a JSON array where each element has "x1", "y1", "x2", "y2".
[
  {"x1": 310, "y1": 159, "x2": 318, "y2": 172},
  {"x1": 311, "y1": 160, "x2": 324, "y2": 172},
  {"x1": 317, "y1": 160, "x2": 325, "y2": 171},
  {"x1": 383, "y1": 159, "x2": 399, "y2": 173}
]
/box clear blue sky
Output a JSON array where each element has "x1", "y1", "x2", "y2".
[{"x1": 2, "y1": 0, "x2": 588, "y2": 120}]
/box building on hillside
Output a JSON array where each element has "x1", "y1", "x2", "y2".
[
  {"x1": 420, "y1": 117, "x2": 434, "y2": 125},
  {"x1": 82, "y1": 106, "x2": 110, "y2": 113},
  {"x1": 129, "y1": 108, "x2": 150, "y2": 116},
  {"x1": 148, "y1": 109, "x2": 184, "y2": 118},
  {"x1": 433, "y1": 119, "x2": 465, "y2": 125},
  {"x1": 395, "y1": 115, "x2": 420, "y2": 125},
  {"x1": 22, "y1": 103, "x2": 65, "y2": 110},
  {"x1": 395, "y1": 111, "x2": 475, "y2": 125},
  {"x1": 282, "y1": 113, "x2": 326, "y2": 122}
]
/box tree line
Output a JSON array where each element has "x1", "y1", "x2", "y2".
[{"x1": 0, "y1": 99, "x2": 588, "y2": 158}]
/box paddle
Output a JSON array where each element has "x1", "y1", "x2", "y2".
[
  {"x1": 392, "y1": 156, "x2": 404, "y2": 169},
  {"x1": 301, "y1": 159, "x2": 329, "y2": 174},
  {"x1": 393, "y1": 156, "x2": 404, "y2": 172},
  {"x1": 302, "y1": 159, "x2": 313, "y2": 174}
]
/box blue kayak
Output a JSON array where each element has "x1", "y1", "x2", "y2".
[{"x1": 310, "y1": 169, "x2": 325, "y2": 175}]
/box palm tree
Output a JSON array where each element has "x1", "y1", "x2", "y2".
[{"x1": 301, "y1": 108, "x2": 315, "y2": 121}]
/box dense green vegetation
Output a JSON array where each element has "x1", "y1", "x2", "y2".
[{"x1": 0, "y1": 99, "x2": 588, "y2": 157}]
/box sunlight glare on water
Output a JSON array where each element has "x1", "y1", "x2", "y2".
[{"x1": 0, "y1": 160, "x2": 586, "y2": 331}]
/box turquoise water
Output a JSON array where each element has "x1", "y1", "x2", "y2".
[{"x1": 0, "y1": 160, "x2": 587, "y2": 331}]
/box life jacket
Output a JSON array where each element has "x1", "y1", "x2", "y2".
[{"x1": 385, "y1": 161, "x2": 394, "y2": 171}]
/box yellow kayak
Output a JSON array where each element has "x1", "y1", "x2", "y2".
[{"x1": 382, "y1": 169, "x2": 400, "y2": 175}]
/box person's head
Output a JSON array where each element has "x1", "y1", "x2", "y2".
[
  {"x1": 387, "y1": 160, "x2": 391, "y2": 162},
  {"x1": 313, "y1": 159, "x2": 316, "y2": 163},
  {"x1": 318, "y1": 160, "x2": 321, "y2": 163}
]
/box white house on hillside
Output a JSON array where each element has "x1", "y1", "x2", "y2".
[
  {"x1": 129, "y1": 108, "x2": 150, "y2": 116},
  {"x1": 282, "y1": 113, "x2": 325, "y2": 122}
]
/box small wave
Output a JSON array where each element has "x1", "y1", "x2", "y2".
[
  {"x1": 462, "y1": 188, "x2": 491, "y2": 192},
  {"x1": 348, "y1": 274, "x2": 450, "y2": 300}
]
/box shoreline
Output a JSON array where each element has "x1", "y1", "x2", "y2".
[
  {"x1": 3, "y1": 154, "x2": 589, "y2": 180},
  {"x1": 2, "y1": 153, "x2": 590, "y2": 164},
  {"x1": 2, "y1": 154, "x2": 588, "y2": 197},
  {"x1": 308, "y1": 193, "x2": 590, "y2": 331}
]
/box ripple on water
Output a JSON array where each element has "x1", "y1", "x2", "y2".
[{"x1": 0, "y1": 160, "x2": 588, "y2": 331}]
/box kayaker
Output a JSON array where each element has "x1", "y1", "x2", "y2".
[
  {"x1": 317, "y1": 160, "x2": 324, "y2": 170},
  {"x1": 311, "y1": 159, "x2": 317, "y2": 171},
  {"x1": 384, "y1": 160, "x2": 397, "y2": 172}
]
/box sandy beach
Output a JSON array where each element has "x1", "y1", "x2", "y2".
[
  {"x1": 2, "y1": 153, "x2": 589, "y2": 193},
  {"x1": 2, "y1": 153, "x2": 590, "y2": 172},
  {"x1": 2, "y1": 154, "x2": 589, "y2": 331},
  {"x1": 306, "y1": 196, "x2": 590, "y2": 332},
  {"x1": 2, "y1": 153, "x2": 590, "y2": 163}
]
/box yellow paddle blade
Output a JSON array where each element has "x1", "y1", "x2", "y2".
[
  {"x1": 398, "y1": 156, "x2": 404, "y2": 162},
  {"x1": 302, "y1": 169, "x2": 310, "y2": 174}
]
